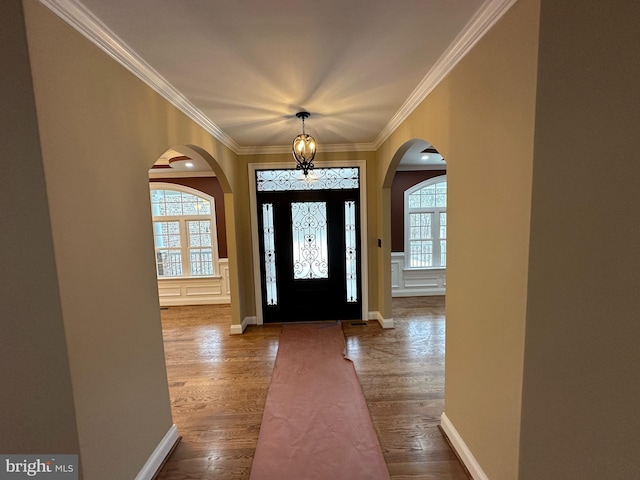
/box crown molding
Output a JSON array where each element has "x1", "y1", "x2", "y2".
[
  {"x1": 40, "y1": 0, "x2": 515, "y2": 156},
  {"x1": 372, "y1": 0, "x2": 518, "y2": 149},
  {"x1": 236, "y1": 142, "x2": 376, "y2": 156},
  {"x1": 39, "y1": 0, "x2": 241, "y2": 153},
  {"x1": 148, "y1": 170, "x2": 217, "y2": 179}
]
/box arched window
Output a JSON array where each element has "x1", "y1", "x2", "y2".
[
  {"x1": 150, "y1": 184, "x2": 219, "y2": 277},
  {"x1": 404, "y1": 175, "x2": 447, "y2": 268}
]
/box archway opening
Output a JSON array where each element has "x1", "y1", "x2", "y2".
[
  {"x1": 147, "y1": 144, "x2": 241, "y2": 331},
  {"x1": 381, "y1": 139, "x2": 448, "y2": 321},
  {"x1": 388, "y1": 140, "x2": 447, "y2": 299},
  {"x1": 367, "y1": 138, "x2": 464, "y2": 477}
]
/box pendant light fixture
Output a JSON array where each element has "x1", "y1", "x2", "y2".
[{"x1": 292, "y1": 111, "x2": 316, "y2": 176}]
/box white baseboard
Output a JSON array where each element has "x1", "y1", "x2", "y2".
[
  {"x1": 379, "y1": 317, "x2": 394, "y2": 328},
  {"x1": 135, "y1": 424, "x2": 179, "y2": 480},
  {"x1": 229, "y1": 324, "x2": 243, "y2": 335},
  {"x1": 368, "y1": 311, "x2": 394, "y2": 329},
  {"x1": 440, "y1": 413, "x2": 488, "y2": 480},
  {"x1": 159, "y1": 296, "x2": 231, "y2": 307},
  {"x1": 229, "y1": 316, "x2": 257, "y2": 335},
  {"x1": 231, "y1": 314, "x2": 395, "y2": 333},
  {"x1": 392, "y1": 288, "x2": 446, "y2": 297}
]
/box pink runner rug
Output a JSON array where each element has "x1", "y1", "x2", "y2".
[{"x1": 249, "y1": 322, "x2": 390, "y2": 480}]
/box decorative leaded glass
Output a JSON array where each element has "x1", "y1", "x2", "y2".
[
  {"x1": 262, "y1": 203, "x2": 278, "y2": 305},
  {"x1": 291, "y1": 202, "x2": 328, "y2": 279},
  {"x1": 256, "y1": 168, "x2": 359, "y2": 192},
  {"x1": 345, "y1": 201, "x2": 358, "y2": 303}
]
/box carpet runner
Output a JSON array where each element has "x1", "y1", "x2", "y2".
[{"x1": 249, "y1": 322, "x2": 390, "y2": 480}]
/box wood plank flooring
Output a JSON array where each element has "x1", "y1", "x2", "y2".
[{"x1": 155, "y1": 297, "x2": 468, "y2": 479}]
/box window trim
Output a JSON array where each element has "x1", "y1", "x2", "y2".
[
  {"x1": 150, "y1": 183, "x2": 220, "y2": 279},
  {"x1": 403, "y1": 175, "x2": 447, "y2": 270}
]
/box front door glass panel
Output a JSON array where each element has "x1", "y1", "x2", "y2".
[
  {"x1": 344, "y1": 200, "x2": 358, "y2": 303},
  {"x1": 262, "y1": 203, "x2": 278, "y2": 305},
  {"x1": 291, "y1": 202, "x2": 328, "y2": 279}
]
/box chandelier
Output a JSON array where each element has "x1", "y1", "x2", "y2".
[{"x1": 292, "y1": 112, "x2": 316, "y2": 176}]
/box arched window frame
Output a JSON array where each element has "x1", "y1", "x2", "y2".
[
  {"x1": 149, "y1": 183, "x2": 220, "y2": 278},
  {"x1": 404, "y1": 175, "x2": 447, "y2": 269}
]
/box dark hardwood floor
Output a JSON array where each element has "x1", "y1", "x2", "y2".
[{"x1": 155, "y1": 296, "x2": 468, "y2": 479}]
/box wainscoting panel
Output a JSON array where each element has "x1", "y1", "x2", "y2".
[
  {"x1": 157, "y1": 259, "x2": 230, "y2": 306},
  {"x1": 157, "y1": 285, "x2": 182, "y2": 298},
  {"x1": 185, "y1": 284, "x2": 222, "y2": 296},
  {"x1": 391, "y1": 252, "x2": 446, "y2": 297}
]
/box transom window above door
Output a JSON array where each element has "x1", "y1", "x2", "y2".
[{"x1": 256, "y1": 167, "x2": 359, "y2": 191}]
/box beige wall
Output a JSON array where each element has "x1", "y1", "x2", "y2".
[
  {"x1": 377, "y1": 0, "x2": 540, "y2": 478},
  {"x1": 520, "y1": 1, "x2": 640, "y2": 478},
  {"x1": 0, "y1": 0, "x2": 80, "y2": 456},
  {"x1": 21, "y1": 1, "x2": 238, "y2": 477}
]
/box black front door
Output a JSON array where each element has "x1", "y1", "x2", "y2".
[{"x1": 257, "y1": 176, "x2": 361, "y2": 323}]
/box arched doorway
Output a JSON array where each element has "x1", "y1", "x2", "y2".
[
  {"x1": 148, "y1": 144, "x2": 242, "y2": 332},
  {"x1": 380, "y1": 138, "x2": 447, "y2": 320}
]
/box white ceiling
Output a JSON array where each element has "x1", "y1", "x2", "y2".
[{"x1": 43, "y1": 0, "x2": 515, "y2": 163}]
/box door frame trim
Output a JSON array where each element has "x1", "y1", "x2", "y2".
[{"x1": 248, "y1": 160, "x2": 369, "y2": 324}]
